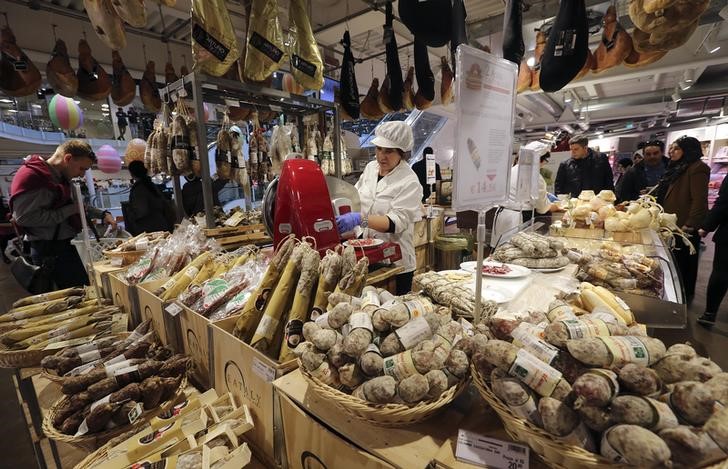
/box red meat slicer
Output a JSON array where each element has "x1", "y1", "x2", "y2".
[{"x1": 262, "y1": 159, "x2": 402, "y2": 264}]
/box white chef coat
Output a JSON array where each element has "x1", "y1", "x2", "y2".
[
  {"x1": 355, "y1": 159, "x2": 423, "y2": 272},
  {"x1": 491, "y1": 164, "x2": 551, "y2": 247}
]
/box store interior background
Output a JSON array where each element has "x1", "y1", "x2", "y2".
[{"x1": 0, "y1": 0, "x2": 728, "y2": 466}]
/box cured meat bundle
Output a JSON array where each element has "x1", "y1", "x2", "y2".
[
  {"x1": 110, "y1": 0, "x2": 147, "y2": 28},
  {"x1": 76, "y1": 39, "x2": 112, "y2": 101},
  {"x1": 244, "y1": 0, "x2": 286, "y2": 82},
  {"x1": 110, "y1": 50, "x2": 135, "y2": 106},
  {"x1": 632, "y1": 23, "x2": 697, "y2": 54},
  {"x1": 502, "y1": 0, "x2": 524, "y2": 66},
  {"x1": 339, "y1": 31, "x2": 360, "y2": 120},
  {"x1": 46, "y1": 39, "x2": 78, "y2": 98},
  {"x1": 0, "y1": 26, "x2": 42, "y2": 97},
  {"x1": 191, "y1": 0, "x2": 240, "y2": 77},
  {"x1": 289, "y1": 0, "x2": 324, "y2": 90},
  {"x1": 593, "y1": 6, "x2": 633, "y2": 74},
  {"x1": 84, "y1": 0, "x2": 127, "y2": 50},
  {"x1": 629, "y1": 0, "x2": 708, "y2": 36},
  {"x1": 140, "y1": 61, "x2": 162, "y2": 112},
  {"x1": 539, "y1": 0, "x2": 589, "y2": 93},
  {"x1": 171, "y1": 115, "x2": 191, "y2": 174},
  {"x1": 414, "y1": 39, "x2": 435, "y2": 110},
  {"x1": 378, "y1": 1, "x2": 404, "y2": 113},
  {"x1": 361, "y1": 78, "x2": 385, "y2": 120}
]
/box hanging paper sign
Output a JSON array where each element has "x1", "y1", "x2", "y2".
[
  {"x1": 426, "y1": 151, "x2": 437, "y2": 185},
  {"x1": 452, "y1": 45, "x2": 518, "y2": 211}
]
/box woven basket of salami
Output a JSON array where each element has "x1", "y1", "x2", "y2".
[
  {"x1": 294, "y1": 278, "x2": 474, "y2": 427},
  {"x1": 466, "y1": 284, "x2": 728, "y2": 469},
  {"x1": 42, "y1": 352, "x2": 191, "y2": 451}
]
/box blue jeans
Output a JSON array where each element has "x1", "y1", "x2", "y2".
[{"x1": 30, "y1": 239, "x2": 89, "y2": 290}]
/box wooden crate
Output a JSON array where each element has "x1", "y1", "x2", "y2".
[
  {"x1": 209, "y1": 317, "x2": 298, "y2": 466},
  {"x1": 177, "y1": 303, "x2": 228, "y2": 389},
  {"x1": 278, "y1": 393, "x2": 394, "y2": 469},
  {"x1": 92, "y1": 261, "x2": 126, "y2": 300},
  {"x1": 415, "y1": 244, "x2": 428, "y2": 271},
  {"x1": 136, "y1": 279, "x2": 181, "y2": 349},
  {"x1": 204, "y1": 224, "x2": 272, "y2": 250},
  {"x1": 109, "y1": 270, "x2": 141, "y2": 327}
]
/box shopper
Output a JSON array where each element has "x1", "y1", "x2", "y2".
[
  {"x1": 554, "y1": 135, "x2": 614, "y2": 197},
  {"x1": 654, "y1": 136, "x2": 710, "y2": 301},
  {"x1": 412, "y1": 146, "x2": 441, "y2": 203},
  {"x1": 115, "y1": 107, "x2": 128, "y2": 140},
  {"x1": 127, "y1": 107, "x2": 139, "y2": 138},
  {"x1": 9, "y1": 140, "x2": 117, "y2": 290},
  {"x1": 540, "y1": 153, "x2": 554, "y2": 190},
  {"x1": 335, "y1": 121, "x2": 423, "y2": 294},
  {"x1": 614, "y1": 157, "x2": 633, "y2": 202},
  {"x1": 697, "y1": 173, "x2": 728, "y2": 325},
  {"x1": 618, "y1": 140, "x2": 669, "y2": 203},
  {"x1": 124, "y1": 161, "x2": 176, "y2": 235},
  {"x1": 181, "y1": 175, "x2": 223, "y2": 217}
]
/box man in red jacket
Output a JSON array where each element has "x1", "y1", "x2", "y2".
[{"x1": 10, "y1": 140, "x2": 116, "y2": 289}]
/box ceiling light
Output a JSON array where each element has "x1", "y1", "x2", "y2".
[
  {"x1": 679, "y1": 80, "x2": 693, "y2": 91},
  {"x1": 704, "y1": 43, "x2": 721, "y2": 54},
  {"x1": 526, "y1": 56, "x2": 536, "y2": 67},
  {"x1": 671, "y1": 87, "x2": 682, "y2": 103},
  {"x1": 8, "y1": 109, "x2": 17, "y2": 113},
  {"x1": 0, "y1": 98, "x2": 12, "y2": 103},
  {"x1": 564, "y1": 92, "x2": 572, "y2": 104},
  {"x1": 74, "y1": 100, "x2": 81, "y2": 104},
  {"x1": 664, "y1": 119, "x2": 671, "y2": 128}
]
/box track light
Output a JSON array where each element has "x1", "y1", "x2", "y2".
[{"x1": 704, "y1": 42, "x2": 721, "y2": 54}]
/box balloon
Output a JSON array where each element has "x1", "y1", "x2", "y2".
[
  {"x1": 97, "y1": 144, "x2": 122, "y2": 174},
  {"x1": 48, "y1": 95, "x2": 83, "y2": 130},
  {"x1": 124, "y1": 138, "x2": 146, "y2": 165}
]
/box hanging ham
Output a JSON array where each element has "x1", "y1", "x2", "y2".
[
  {"x1": 140, "y1": 60, "x2": 161, "y2": 112},
  {"x1": 539, "y1": 0, "x2": 589, "y2": 93},
  {"x1": 76, "y1": 39, "x2": 112, "y2": 101},
  {"x1": 244, "y1": 0, "x2": 285, "y2": 82},
  {"x1": 191, "y1": 0, "x2": 240, "y2": 77},
  {"x1": 502, "y1": 0, "x2": 524, "y2": 66},
  {"x1": 46, "y1": 39, "x2": 78, "y2": 98},
  {"x1": 0, "y1": 26, "x2": 41, "y2": 97},
  {"x1": 574, "y1": 49, "x2": 596, "y2": 80},
  {"x1": 516, "y1": 60, "x2": 531, "y2": 92},
  {"x1": 110, "y1": 0, "x2": 147, "y2": 28},
  {"x1": 165, "y1": 61, "x2": 178, "y2": 84},
  {"x1": 399, "y1": 0, "x2": 451, "y2": 47},
  {"x1": 624, "y1": 47, "x2": 667, "y2": 68},
  {"x1": 289, "y1": 0, "x2": 324, "y2": 90},
  {"x1": 629, "y1": 0, "x2": 708, "y2": 36},
  {"x1": 440, "y1": 57, "x2": 454, "y2": 105},
  {"x1": 632, "y1": 20, "x2": 698, "y2": 53},
  {"x1": 402, "y1": 66, "x2": 415, "y2": 111},
  {"x1": 84, "y1": 0, "x2": 127, "y2": 50},
  {"x1": 111, "y1": 50, "x2": 135, "y2": 106},
  {"x1": 593, "y1": 6, "x2": 633, "y2": 73},
  {"x1": 339, "y1": 30, "x2": 360, "y2": 120},
  {"x1": 414, "y1": 39, "x2": 435, "y2": 110},
  {"x1": 361, "y1": 78, "x2": 385, "y2": 120},
  {"x1": 450, "y1": 0, "x2": 468, "y2": 68},
  {"x1": 378, "y1": 2, "x2": 404, "y2": 113},
  {"x1": 530, "y1": 31, "x2": 547, "y2": 91}
]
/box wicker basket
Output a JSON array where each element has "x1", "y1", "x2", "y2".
[
  {"x1": 0, "y1": 345, "x2": 59, "y2": 369},
  {"x1": 300, "y1": 364, "x2": 467, "y2": 427},
  {"x1": 42, "y1": 376, "x2": 187, "y2": 452},
  {"x1": 40, "y1": 333, "x2": 131, "y2": 383}
]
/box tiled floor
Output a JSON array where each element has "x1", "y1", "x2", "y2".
[{"x1": 0, "y1": 238, "x2": 726, "y2": 467}]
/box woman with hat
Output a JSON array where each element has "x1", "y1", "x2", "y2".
[
  {"x1": 335, "y1": 121, "x2": 423, "y2": 294},
  {"x1": 654, "y1": 136, "x2": 710, "y2": 301}
]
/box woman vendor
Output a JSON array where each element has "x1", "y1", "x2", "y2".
[{"x1": 335, "y1": 121, "x2": 423, "y2": 294}]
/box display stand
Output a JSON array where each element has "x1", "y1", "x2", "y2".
[
  {"x1": 160, "y1": 72, "x2": 342, "y2": 229},
  {"x1": 73, "y1": 182, "x2": 103, "y2": 302}
]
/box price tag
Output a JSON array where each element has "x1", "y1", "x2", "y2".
[
  {"x1": 456, "y1": 429, "x2": 529, "y2": 469},
  {"x1": 165, "y1": 302, "x2": 183, "y2": 318},
  {"x1": 128, "y1": 403, "x2": 143, "y2": 424},
  {"x1": 252, "y1": 357, "x2": 276, "y2": 382},
  {"x1": 177, "y1": 88, "x2": 188, "y2": 98},
  {"x1": 426, "y1": 151, "x2": 437, "y2": 185},
  {"x1": 110, "y1": 257, "x2": 124, "y2": 267},
  {"x1": 225, "y1": 99, "x2": 241, "y2": 107},
  {"x1": 224, "y1": 211, "x2": 245, "y2": 227}
]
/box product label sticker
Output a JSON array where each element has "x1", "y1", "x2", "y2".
[
  {"x1": 382, "y1": 350, "x2": 418, "y2": 381},
  {"x1": 362, "y1": 290, "x2": 381, "y2": 310},
  {"x1": 314, "y1": 313, "x2": 332, "y2": 329},
  {"x1": 646, "y1": 397, "x2": 679, "y2": 432},
  {"x1": 404, "y1": 299, "x2": 432, "y2": 319},
  {"x1": 395, "y1": 316, "x2": 433, "y2": 350},
  {"x1": 249, "y1": 31, "x2": 284, "y2": 64},
  {"x1": 79, "y1": 349, "x2": 102, "y2": 364},
  {"x1": 511, "y1": 323, "x2": 559, "y2": 365},
  {"x1": 601, "y1": 336, "x2": 649, "y2": 367},
  {"x1": 135, "y1": 238, "x2": 150, "y2": 251},
  {"x1": 165, "y1": 302, "x2": 183, "y2": 318},
  {"x1": 553, "y1": 29, "x2": 577, "y2": 57},
  {"x1": 128, "y1": 403, "x2": 144, "y2": 424},
  {"x1": 255, "y1": 315, "x2": 279, "y2": 341},
  {"x1": 349, "y1": 312, "x2": 373, "y2": 332},
  {"x1": 509, "y1": 349, "x2": 563, "y2": 397},
  {"x1": 192, "y1": 23, "x2": 230, "y2": 62},
  {"x1": 600, "y1": 428, "x2": 627, "y2": 464},
  {"x1": 547, "y1": 302, "x2": 577, "y2": 322},
  {"x1": 509, "y1": 395, "x2": 541, "y2": 426},
  {"x1": 251, "y1": 357, "x2": 276, "y2": 382},
  {"x1": 562, "y1": 318, "x2": 609, "y2": 340},
  {"x1": 291, "y1": 55, "x2": 317, "y2": 78},
  {"x1": 455, "y1": 429, "x2": 529, "y2": 469}
]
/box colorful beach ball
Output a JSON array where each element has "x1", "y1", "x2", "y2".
[
  {"x1": 124, "y1": 138, "x2": 146, "y2": 165},
  {"x1": 48, "y1": 95, "x2": 83, "y2": 130},
  {"x1": 97, "y1": 144, "x2": 122, "y2": 174}
]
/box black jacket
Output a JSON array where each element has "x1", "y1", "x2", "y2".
[
  {"x1": 125, "y1": 182, "x2": 175, "y2": 236},
  {"x1": 181, "y1": 178, "x2": 224, "y2": 216},
  {"x1": 554, "y1": 149, "x2": 614, "y2": 198},
  {"x1": 703, "y1": 174, "x2": 728, "y2": 244},
  {"x1": 411, "y1": 158, "x2": 442, "y2": 202},
  {"x1": 616, "y1": 158, "x2": 669, "y2": 203}
]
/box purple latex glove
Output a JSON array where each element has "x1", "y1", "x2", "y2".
[{"x1": 335, "y1": 212, "x2": 361, "y2": 234}]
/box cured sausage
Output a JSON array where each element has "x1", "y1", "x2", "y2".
[
  {"x1": 140, "y1": 61, "x2": 161, "y2": 112},
  {"x1": 414, "y1": 39, "x2": 435, "y2": 110},
  {"x1": 191, "y1": 0, "x2": 240, "y2": 77},
  {"x1": 46, "y1": 39, "x2": 78, "y2": 98},
  {"x1": 110, "y1": 0, "x2": 147, "y2": 28},
  {"x1": 110, "y1": 50, "x2": 135, "y2": 106},
  {"x1": 539, "y1": 0, "x2": 589, "y2": 92},
  {"x1": 378, "y1": 2, "x2": 404, "y2": 113},
  {"x1": 76, "y1": 39, "x2": 112, "y2": 101},
  {"x1": 339, "y1": 30, "x2": 360, "y2": 120},
  {"x1": 0, "y1": 26, "x2": 42, "y2": 97},
  {"x1": 593, "y1": 6, "x2": 633, "y2": 74},
  {"x1": 360, "y1": 78, "x2": 384, "y2": 120},
  {"x1": 84, "y1": 0, "x2": 127, "y2": 51},
  {"x1": 502, "y1": 0, "x2": 524, "y2": 66},
  {"x1": 289, "y1": 0, "x2": 324, "y2": 90}
]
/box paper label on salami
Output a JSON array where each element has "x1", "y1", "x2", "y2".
[
  {"x1": 590, "y1": 309, "x2": 619, "y2": 325},
  {"x1": 600, "y1": 336, "x2": 650, "y2": 367},
  {"x1": 363, "y1": 343, "x2": 381, "y2": 357},
  {"x1": 160, "y1": 275, "x2": 179, "y2": 293},
  {"x1": 249, "y1": 31, "x2": 284, "y2": 64},
  {"x1": 561, "y1": 318, "x2": 609, "y2": 340},
  {"x1": 284, "y1": 319, "x2": 304, "y2": 348},
  {"x1": 508, "y1": 349, "x2": 563, "y2": 397},
  {"x1": 105, "y1": 359, "x2": 137, "y2": 377},
  {"x1": 511, "y1": 323, "x2": 559, "y2": 365},
  {"x1": 311, "y1": 361, "x2": 340, "y2": 387},
  {"x1": 314, "y1": 313, "x2": 332, "y2": 329},
  {"x1": 349, "y1": 312, "x2": 373, "y2": 333},
  {"x1": 104, "y1": 354, "x2": 127, "y2": 367},
  {"x1": 256, "y1": 315, "x2": 279, "y2": 341},
  {"x1": 202, "y1": 279, "x2": 230, "y2": 310},
  {"x1": 563, "y1": 423, "x2": 596, "y2": 452},
  {"x1": 554, "y1": 29, "x2": 577, "y2": 57},
  {"x1": 362, "y1": 290, "x2": 380, "y2": 310},
  {"x1": 509, "y1": 394, "x2": 541, "y2": 424},
  {"x1": 645, "y1": 397, "x2": 678, "y2": 431},
  {"x1": 383, "y1": 350, "x2": 418, "y2": 381},
  {"x1": 547, "y1": 303, "x2": 576, "y2": 322},
  {"x1": 79, "y1": 349, "x2": 102, "y2": 364},
  {"x1": 395, "y1": 316, "x2": 433, "y2": 350},
  {"x1": 192, "y1": 23, "x2": 230, "y2": 62},
  {"x1": 69, "y1": 361, "x2": 98, "y2": 376},
  {"x1": 600, "y1": 428, "x2": 628, "y2": 464},
  {"x1": 291, "y1": 55, "x2": 317, "y2": 78},
  {"x1": 135, "y1": 238, "x2": 150, "y2": 251},
  {"x1": 404, "y1": 299, "x2": 432, "y2": 319},
  {"x1": 128, "y1": 403, "x2": 144, "y2": 424}
]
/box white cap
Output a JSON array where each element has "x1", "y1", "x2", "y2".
[
  {"x1": 370, "y1": 121, "x2": 414, "y2": 152},
  {"x1": 229, "y1": 125, "x2": 242, "y2": 135},
  {"x1": 524, "y1": 140, "x2": 550, "y2": 158}
]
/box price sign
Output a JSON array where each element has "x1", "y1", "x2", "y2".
[
  {"x1": 456, "y1": 429, "x2": 529, "y2": 469},
  {"x1": 165, "y1": 302, "x2": 183, "y2": 318},
  {"x1": 426, "y1": 151, "x2": 437, "y2": 185}
]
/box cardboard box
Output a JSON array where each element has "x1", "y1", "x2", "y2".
[
  {"x1": 109, "y1": 270, "x2": 141, "y2": 327},
  {"x1": 278, "y1": 393, "x2": 394, "y2": 469},
  {"x1": 209, "y1": 317, "x2": 298, "y2": 466},
  {"x1": 92, "y1": 260, "x2": 126, "y2": 299},
  {"x1": 136, "y1": 278, "x2": 183, "y2": 349},
  {"x1": 178, "y1": 303, "x2": 225, "y2": 389}
]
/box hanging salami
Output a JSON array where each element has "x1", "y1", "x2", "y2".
[
  {"x1": 84, "y1": 0, "x2": 127, "y2": 51},
  {"x1": 339, "y1": 30, "x2": 360, "y2": 120},
  {"x1": 413, "y1": 39, "x2": 435, "y2": 110}
]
